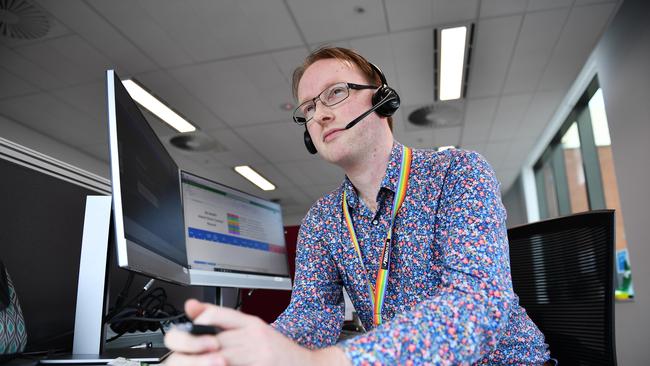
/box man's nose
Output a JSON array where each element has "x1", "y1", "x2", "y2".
[{"x1": 312, "y1": 103, "x2": 334, "y2": 125}]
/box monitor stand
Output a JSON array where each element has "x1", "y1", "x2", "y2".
[
  {"x1": 40, "y1": 348, "x2": 171, "y2": 364},
  {"x1": 41, "y1": 196, "x2": 170, "y2": 364}
]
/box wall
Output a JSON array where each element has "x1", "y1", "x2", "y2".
[
  {"x1": 516, "y1": 0, "x2": 650, "y2": 363},
  {"x1": 502, "y1": 176, "x2": 528, "y2": 228},
  {"x1": 592, "y1": 0, "x2": 650, "y2": 363}
]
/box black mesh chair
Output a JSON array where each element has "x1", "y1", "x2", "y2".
[{"x1": 507, "y1": 210, "x2": 616, "y2": 366}]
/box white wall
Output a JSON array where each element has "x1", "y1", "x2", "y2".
[
  {"x1": 502, "y1": 175, "x2": 527, "y2": 228},
  {"x1": 517, "y1": 0, "x2": 650, "y2": 364},
  {"x1": 593, "y1": 0, "x2": 650, "y2": 364}
]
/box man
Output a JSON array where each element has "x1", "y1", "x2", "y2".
[{"x1": 164, "y1": 47, "x2": 550, "y2": 365}]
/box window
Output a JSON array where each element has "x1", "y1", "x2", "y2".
[{"x1": 533, "y1": 77, "x2": 634, "y2": 300}]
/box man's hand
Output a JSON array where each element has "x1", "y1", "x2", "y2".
[{"x1": 164, "y1": 299, "x2": 351, "y2": 366}]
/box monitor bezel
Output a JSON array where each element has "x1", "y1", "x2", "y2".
[
  {"x1": 180, "y1": 169, "x2": 292, "y2": 290},
  {"x1": 107, "y1": 69, "x2": 190, "y2": 286}
]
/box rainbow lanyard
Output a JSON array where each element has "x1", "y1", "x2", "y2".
[{"x1": 342, "y1": 146, "x2": 412, "y2": 326}]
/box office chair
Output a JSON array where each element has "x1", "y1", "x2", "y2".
[{"x1": 508, "y1": 210, "x2": 616, "y2": 366}]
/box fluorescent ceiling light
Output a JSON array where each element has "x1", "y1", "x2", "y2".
[
  {"x1": 439, "y1": 26, "x2": 467, "y2": 101},
  {"x1": 122, "y1": 79, "x2": 196, "y2": 133},
  {"x1": 234, "y1": 165, "x2": 276, "y2": 191}
]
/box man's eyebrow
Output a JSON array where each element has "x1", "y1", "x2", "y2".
[{"x1": 298, "y1": 81, "x2": 342, "y2": 104}]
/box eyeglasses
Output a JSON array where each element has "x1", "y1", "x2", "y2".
[{"x1": 292, "y1": 82, "x2": 377, "y2": 125}]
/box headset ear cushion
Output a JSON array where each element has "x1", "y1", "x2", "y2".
[
  {"x1": 372, "y1": 86, "x2": 400, "y2": 117},
  {"x1": 304, "y1": 129, "x2": 317, "y2": 154}
]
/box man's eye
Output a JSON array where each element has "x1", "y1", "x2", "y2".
[
  {"x1": 301, "y1": 103, "x2": 315, "y2": 114},
  {"x1": 325, "y1": 86, "x2": 346, "y2": 102}
]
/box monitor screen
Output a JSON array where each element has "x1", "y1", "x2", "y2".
[
  {"x1": 107, "y1": 70, "x2": 189, "y2": 285},
  {"x1": 181, "y1": 171, "x2": 291, "y2": 289}
]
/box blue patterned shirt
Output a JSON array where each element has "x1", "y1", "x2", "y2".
[{"x1": 272, "y1": 142, "x2": 549, "y2": 365}]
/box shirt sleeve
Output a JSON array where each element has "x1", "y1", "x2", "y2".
[
  {"x1": 271, "y1": 202, "x2": 345, "y2": 349},
  {"x1": 338, "y1": 150, "x2": 522, "y2": 365}
]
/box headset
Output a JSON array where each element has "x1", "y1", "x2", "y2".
[{"x1": 303, "y1": 62, "x2": 400, "y2": 154}]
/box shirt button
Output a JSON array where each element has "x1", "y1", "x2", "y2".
[{"x1": 372, "y1": 220, "x2": 379, "y2": 225}]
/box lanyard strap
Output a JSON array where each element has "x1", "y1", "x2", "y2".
[{"x1": 342, "y1": 146, "x2": 412, "y2": 326}]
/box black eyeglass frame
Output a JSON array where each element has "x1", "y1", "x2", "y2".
[{"x1": 292, "y1": 82, "x2": 378, "y2": 125}]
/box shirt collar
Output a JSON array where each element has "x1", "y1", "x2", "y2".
[{"x1": 342, "y1": 141, "x2": 404, "y2": 208}]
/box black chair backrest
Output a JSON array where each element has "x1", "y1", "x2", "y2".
[{"x1": 508, "y1": 210, "x2": 616, "y2": 366}]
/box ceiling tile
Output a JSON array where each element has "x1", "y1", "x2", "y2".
[
  {"x1": 50, "y1": 81, "x2": 106, "y2": 124},
  {"x1": 467, "y1": 15, "x2": 522, "y2": 98},
  {"x1": 13, "y1": 35, "x2": 113, "y2": 87},
  {"x1": 461, "y1": 97, "x2": 498, "y2": 144},
  {"x1": 503, "y1": 8, "x2": 569, "y2": 94},
  {"x1": 242, "y1": 162, "x2": 293, "y2": 190},
  {"x1": 385, "y1": 0, "x2": 478, "y2": 32},
  {"x1": 169, "y1": 53, "x2": 294, "y2": 127},
  {"x1": 0, "y1": 44, "x2": 62, "y2": 89},
  {"x1": 298, "y1": 182, "x2": 343, "y2": 202},
  {"x1": 433, "y1": 126, "x2": 462, "y2": 147},
  {"x1": 349, "y1": 34, "x2": 399, "y2": 85},
  {"x1": 519, "y1": 90, "x2": 564, "y2": 139},
  {"x1": 86, "y1": 0, "x2": 194, "y2": 67},
  {"x1": 393, "y1": 124, "x2": 436, "y2": 150},
  {"x1": 0, "y1": 2, "x2": 72, "y2": 48},
  {"x1": 489, "y1": 93, "x2": 533, "y2": 140},
  {"x1": 480, "y1": 0, "x2": 527, "y2": 17},
  {"x1": 189, "y1": 166, "x2": 255, "y2": 193},
  {"x1": 203, "y1": 128, "x2": 268, "y2": 167},
  {"x1": 390, "y1": 29, "x2": 435, "y2": 105},
  {"x1": 538, "y1": 3, "x2": 616, "y2": 91},
  {"x1": 131, "y1": 0, "x2": 302, "y2": 62},
  {"x1": 269, "y1": 47, "x2": 311, "y2": 87},
  {"x1": 502, "y1": 137, "x2": 536, "y2": 168},
  {"x1": 0, "y1": 68, "x2": 39, "y2": 99},
  {"x1": 287, "y1": 0, "x2": 387, "y2": 44},
  {"x1": 460, "y1": 142, "x2": 486, "y2": 153},
  {"x1": 0, "y1": 93, "x2": 106, "y2": 146},
  {"x1": 496, "y1": 168, "x2": 519, "y2": 192},
  {"x1": 236, "y1": 121, "x2": 307, "y2": 163},
  {"x1": 129, "y1": 69, "x2": 226, "y2": 131},
  {"x1": 482, "y1": 141, "x2": 511, "y2": 169},
  {"x1": 575, "y1": 0, "x2": 618, "y2": 5},
  {"x1": 275, "y1": 158, "x2": 343, "y2": 187},
  {"x1": 35, "y1": 0, "x2": 157, "y2": 74},
  {"x1": 527, "y1": 0, "x2": 573, "y2": 11}
]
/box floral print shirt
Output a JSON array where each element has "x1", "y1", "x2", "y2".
[{"x1": 272, "y1": 142, "x2": 549, "y2": 365}]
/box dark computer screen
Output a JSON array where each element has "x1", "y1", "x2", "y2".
[{"x1": 112, "y1": 74, "x2": 187, "y2": 268}]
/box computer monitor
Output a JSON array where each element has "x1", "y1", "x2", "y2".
[
  {"x1": 182, "y1": 171, "x2": 292, "y2": 290},
  {"x1": 106, "y1": 69, "x2": 190, "y2": 285},
  {"x1": 41, "y1": 70, "x2": 188, "y2": 364}
]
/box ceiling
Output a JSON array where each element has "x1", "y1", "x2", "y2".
[{"x1": 0, "y1": 0, "x2": 620, "y2": 224}]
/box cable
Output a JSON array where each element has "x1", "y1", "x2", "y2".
[
  {"x1": 108, "y1": 313, "x2": 186, "y2": 324},
  {"x1": 104, "y1": 279, "x2": 156, "y2": 323},
  {"x1": 106, "y1": 283, "x2": 187, "y2": 343}
]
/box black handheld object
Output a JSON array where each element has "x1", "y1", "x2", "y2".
[
  {"x1": 175, "y1": 323, "x2": 222, "y2": 335},
  {"x1": 303, "y1": 62, "x2": 400, "y2": 154}
]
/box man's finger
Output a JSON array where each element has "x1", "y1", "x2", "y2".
[
  {"x1": 164, "y1": 350, "x2": 226, "y2": 366},
  {"x1": 164, "y1": 328, "x2": 219, "y2": 354},
  {"x1": 192, "y1": 304, "x2": 259, "y2": 330},
  {"x1": 184, "y1": 298, "x2": 210, "y2": 320}
]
